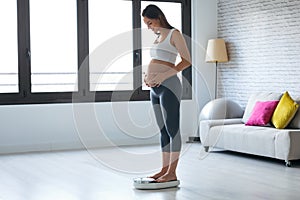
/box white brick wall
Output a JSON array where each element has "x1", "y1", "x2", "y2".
[{"x1": 217, "y1": 0, "x2": 300, "y2": 108}]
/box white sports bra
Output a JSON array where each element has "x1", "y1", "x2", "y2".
[{"x1": 150, "y1": 29, "x2": 178, "y2": 64}]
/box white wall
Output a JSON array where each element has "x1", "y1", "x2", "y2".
[
  {"x1": 192, "y1": 0, "x2": 218, "y2": 110},
  {"x1": 0, "y1": 0, "x2": 217, "y2": 154},
  {"x1": 0, "y1": 101, "x2": 198, "y2": 154},
  {"x1": 218, "y1": 0, "x2": 300, "y2": 107}
]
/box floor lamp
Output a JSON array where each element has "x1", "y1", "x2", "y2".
[{"x1": 205, "y1": 39, "x2": 228, "y2": 99}]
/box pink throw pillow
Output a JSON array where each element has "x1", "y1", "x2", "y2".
[{"x1": 245, "y1": 101, "x2": 279, "y2": 126}]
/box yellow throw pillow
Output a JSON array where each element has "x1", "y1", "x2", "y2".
[{"x1": 271, "y1": 91, "x2": 299, "y2": 129}]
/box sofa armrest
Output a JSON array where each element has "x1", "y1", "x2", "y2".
[
  {"x1": 275, "y1": 129, "x2": 300, "y2": 161},
  {"x1": 199, "y1": 118, "x2": 242, "y2": 147},
  {"x1": 201, "y1": 118, "x2": 243, "y2": 127},
  {"x1": 199, "y1": 98, "x2": 244, "y2": 121}
]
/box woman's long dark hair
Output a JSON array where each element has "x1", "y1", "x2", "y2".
[{"x1": 142, "y1": 4, "x2": 174, "y2": 29}]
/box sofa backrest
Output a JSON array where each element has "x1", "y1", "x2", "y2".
[{"x1": 242, "y1": 92, "x2": 282, "y2": 124}]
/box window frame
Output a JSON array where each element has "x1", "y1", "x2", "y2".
[{"x1": 0, "y1": 0, "x2": 191, "y2": 105}]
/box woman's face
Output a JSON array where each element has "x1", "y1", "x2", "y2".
[{"x1": 143, "y1": 16, "x2": 161, "y2": 33}]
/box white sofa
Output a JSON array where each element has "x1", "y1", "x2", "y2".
[{"x1": 199, "y1": 94, "x2": 300, "y2": 167}]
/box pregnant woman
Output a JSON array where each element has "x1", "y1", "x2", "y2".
[{"x1": 142, "y1": 4, "x2": 191, "y2": 183}]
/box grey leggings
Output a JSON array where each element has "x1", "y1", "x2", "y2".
[{"x1": 150, "y1": 75, "x2": 182, "y2": 152}]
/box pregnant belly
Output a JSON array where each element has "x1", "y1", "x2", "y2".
[{"x1": 147, "y1": 59, "x2": 175, "y2": 77}]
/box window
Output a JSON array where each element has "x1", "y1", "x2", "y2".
[
  {"x1": 0, "y1": 0, "x2": 191, "y2": 105},
  {"x1": 0, "y1": 1, "x2": 18, "y2": 93},
  {"x1": 30, "y1": 0, "x2": 78, "y2": 93},
  {"x1": 89, "y1": 0, "x2": 133, "y2": 91}
]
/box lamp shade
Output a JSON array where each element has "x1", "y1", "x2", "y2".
[{"x1": 205, "y1": 39, "x2": 228, "y2": 63}]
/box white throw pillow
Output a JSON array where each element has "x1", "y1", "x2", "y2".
[{"x1": 242, "y1": 92, "x2": 282, "y2": 124}]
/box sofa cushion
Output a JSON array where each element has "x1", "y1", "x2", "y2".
[
  {"x1": 209, "y1": 124, "x2": 277, "y2": 158},
  {"x1": 242, "y1": 92, "x2": 282, "y2": 123},
  {"x1": 245, "y1": 101, "x2": 279, "y2": 126},
  {"x1": 205, "y1": 123, "x2": 300, "y2": 160},
  {"x1": 271, "y1": 92, "x2": 299, "y2": 129}
]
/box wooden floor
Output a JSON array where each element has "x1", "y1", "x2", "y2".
[{"x1": 1, "y1": 143, "x2": 300, "y2": 200}]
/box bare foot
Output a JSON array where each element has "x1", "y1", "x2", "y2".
[
  {"x1": 148, "y1": 170, "x2": 167, "y2": 180},
  {"x1": 156, "y1": 172, "x2": 177, "y2": 183}
]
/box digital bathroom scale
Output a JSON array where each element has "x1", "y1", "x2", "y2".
[{"x1": 133, "y1": 177, "x2": 180, "y2": 190}]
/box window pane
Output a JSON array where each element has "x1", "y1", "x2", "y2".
[
  {"x1": 141, "y1": 2, "x2": 182, "y2": 90},
  {"x1": 89, "y1": 0, "x2": 133, "y2": 91},
  {"x1": 30, "y1": 0, "x2": 78, "y2": 93},
  {"x1": 0, "y1": 1, "x2": 18, "y2": 93}
]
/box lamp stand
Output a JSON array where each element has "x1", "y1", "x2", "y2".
[{"x1": 215, "y1": 61, "x2": 218, "y2": 99}]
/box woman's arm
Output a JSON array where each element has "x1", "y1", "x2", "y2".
[{"x1": 171, "y1": 30, "x2": 192, "y2": 72}]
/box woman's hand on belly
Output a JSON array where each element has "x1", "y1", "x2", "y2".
[
  {"x1": 144, "y1": 73, "x2": 159, "y2": 87},
  {"x1": 144, "y1": 72, "x2": 166, "y2": 87},
  {"x1": 145, "y1": 59, "x2": 175, "y2": 87},
  {"x1": 144, "y1": 74, "x2": 150, "y2": 87},
  {"x1": 150, "y1": 73, "x2": 164, "y2": 87}
]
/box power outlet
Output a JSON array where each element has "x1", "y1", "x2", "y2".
[{"x1": 186, "y1": 136, "x2": 200, "y2": 143}]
